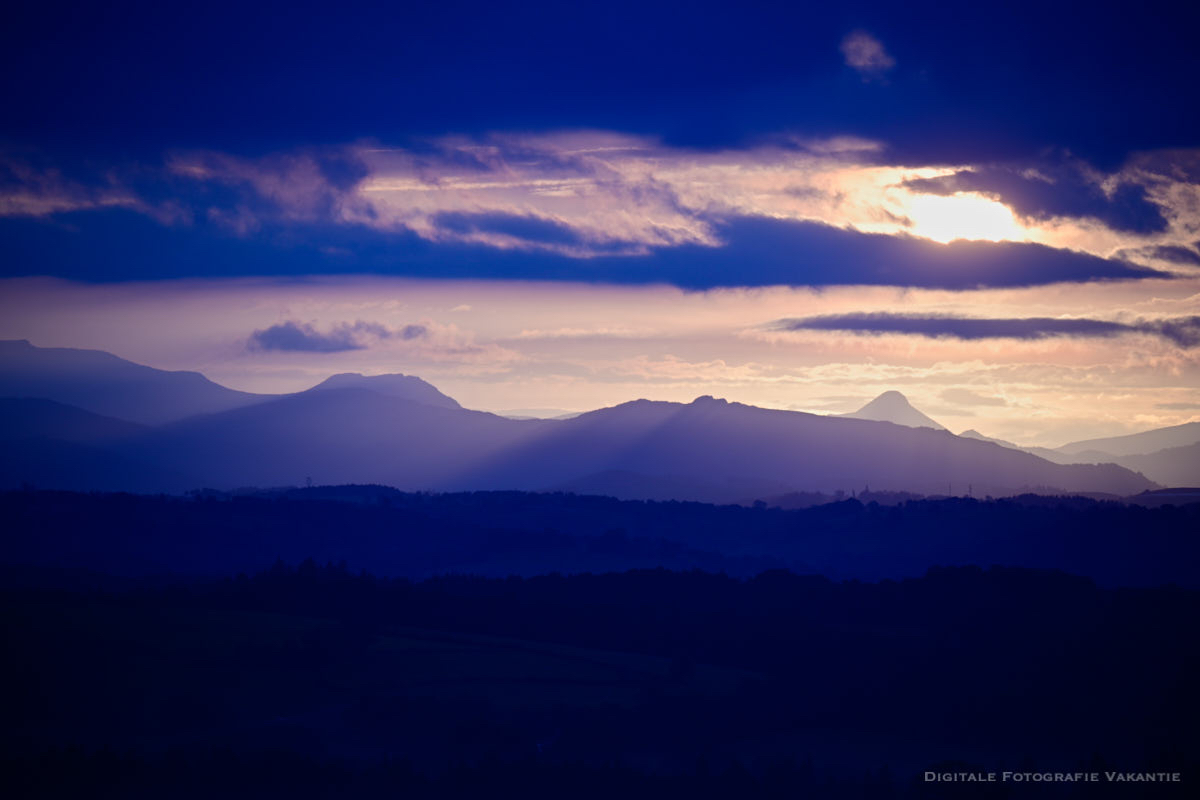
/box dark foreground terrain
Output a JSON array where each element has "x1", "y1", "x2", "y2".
[
  {"x1": 2, "y1": 488, "x2": 1197, "y2": 797},
  {"x1": 3, "y1": 486, "x2": 1199, "y2": 586}
]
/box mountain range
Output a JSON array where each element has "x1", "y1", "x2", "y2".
[
  {"x1": 3, "y1": 339, "x2": 1193, "y2": 500},
  {"x1": 838, "y1": 385, "x2": 1199, "y2": 487},
  {"x1": 0, "y1": 339, "x2": 267, "y2": 425},
  {"x1": 958, "y1": 423, "x2": 1200, "y2": 487}
]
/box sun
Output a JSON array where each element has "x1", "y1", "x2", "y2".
[{"x1": 906, "y1": 192, "x2": 1025, "y2": 244}]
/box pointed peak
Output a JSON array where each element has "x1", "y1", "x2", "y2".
[
  {"x1": 859, "y1": 390, "x2": 914, "y2": 410},
  {"x1": 843, "y1": 390, "x2": 946, "y2": 430}
]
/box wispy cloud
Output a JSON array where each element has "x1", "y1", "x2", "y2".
[
  {"x1": 0, "y1": 156, "x2": 186, "y2": 224},
  {"x1": 1118, "y1": 245, "x2": 1200, "y2": 266},
  {"x1": 514, "y1": 326, "x2": 655, "y2": 340},
  {"x1": 772, "y1": 312, "x2": 1200, "y2": 347},
  {"x1": 840, "y1": 31, "x2": 895, "y2": 78},
  {"x1": 244, "y1": 316, "x2": 523, "y2": 368},
  {"x1": 941, "y1": 388, "x2": 1008, "y2": 407}
]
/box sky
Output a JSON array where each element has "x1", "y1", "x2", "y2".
[{"x1": 2, "y1": 0, "x2": 1199, "y2": 445}]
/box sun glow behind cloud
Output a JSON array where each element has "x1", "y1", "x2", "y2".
[
  {"x1": 905, "y1": 193, "x2": 1026, "y2": 244},
  {"x1": 341, "y1": 142, "x2": 1045, "y2": 252},
  {"x1": 5, "y1": 135, "x2": 1200, "y2": 279},
  {"x1": 159, "y1": 134, "x2": 1199, "y2": 270}
]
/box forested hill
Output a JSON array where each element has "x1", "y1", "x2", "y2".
[{"x1": 2, "y1": 487, "x2": 1197, "y2": 588}]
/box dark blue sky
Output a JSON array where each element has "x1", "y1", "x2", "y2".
[{"x1": 4, "y1": 0, "x2": 1198, "y2": 162}]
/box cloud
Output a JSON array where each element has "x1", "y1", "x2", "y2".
[
  {"x1": 514, "y1": 326, "x2": 653, "y2": 340},
  {"x1": 428, "y1": 211, "x2": 645, "y2": 255},
  {"x1": 1123, "y1": 245, "x2": 1200, "y2": 266},
  {"x1": 840, "y1": 31, "x2": 895, "y2": 77},
  {"x1": 249, "y1": 321, "x2": 373, "y2": 352},
  {"x1": 1155, "y1": 402, "x2": 1200, "y2": 410},
  {"x1": 941, "y1": 388, "x2": 1008, "y2": 407},
  {"x1": 0, "y1": 201, "x2": 1168, "y2": 288},
  {"x1": 243, "y1": 316, "x2": 523, "y2": 368},
  {"x1": 904, "y1": 162, "x2": 1168, "y2": 234},
  {"x1": 0, "y1": 156, "x2": 186, "y2": 224},
  {"x1": 637, "y1": 217, "x2": 1166, "y2": 289},
  {"x1": 773, "y1": 312, "x2": 1200, "y2": 348},
  {"x1": 135, "y1": 137, "x2": 1200, "y2": 274},
  {"x1": 248, "y1": 320, "x2": 424, "y2": 353},
  {"x1": 1151, "y1": 316, "x2": 1200, "y2": 347},
  {"x1": 5, "y1": 135, "x2": 1200, "y2": 288},
  {"x1": 166, "y1": 148, "x2": 367, "y2": 233},
  {"x1": 398, "y1": 323, "x2": 428, "y2": 340}
]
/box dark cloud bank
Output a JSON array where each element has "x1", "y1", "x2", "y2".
[
  {"x1": 6, "y1": 207, "x2": 1167, "y2": 290},
  {"x1": 248, "y1": 321, "x2": 426, "y2": 353},
  {"x1": 774, "y1": 312, "x2": 1200, "y2": 348}
]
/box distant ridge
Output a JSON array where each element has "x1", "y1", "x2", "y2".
[
  {"x1": 1057, "y1": 421, "x2": 1200, "y2": 457},
  {"x1": 0, "y1": 339, "x2": 268, "y2": 425},
  {"x1": 1103, "y1": 442, "x2": 1200, "y2": 488},
  {"x1": 958, "y1": 429, "x2": 1073, "y2": 463},
  {"x1": 0, "y1": 397, "x2": 146, "y2": 443},
  {"x1": 0, "y1": 398, "x2": 196, "y2": 492},
  {"x1": 842, "y1": 390, "x2": 945, "y2": 430},
  {"x1": 962, "y1": 423, "x2": 1200, "y2": 486}
]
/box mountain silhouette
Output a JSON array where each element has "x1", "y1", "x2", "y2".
[
  {"x1": 0, "y1": 339, "x2": 268, "y2": 424},
  {"x1": 1110, "y1": 442, "x2": 1200, "y2": 488},
  {"x1": 0, "y1": 397, "x2": 146, "y2": 443},
  {"x1": 304, "y1": 372, "x2": 461, "y2": 409},
  {"x1": 466, "y1": 395, "x2": 1151, "y2": 498},
  {"x1": 842, "y1": 390, "x2": 945, "y2": 430},
  {"x1": 1057, "y1": 420, "x2": 1200, "y2": 458},
  {"x1": 959, "y1": 428, "x2": 1006, "y2": 445},
  {"x1": 118, "y1": 388, "x2": 542, "y2": 489},
  {"x1": 12, "y1": 389, "x2": 1164, "y2": 498},
  {"x1": 962, "y1": 422, "x2": 1200, "y2": 486},
  {"x1": 0, "y1": 344, "x2": 1161, "y2": 498},
  {"x1": 958, "y1": 428, "x2": 1074, "y2": 463},
  {"x1": 0, "y1": 399, "x2": 197, "y2": 492}
]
